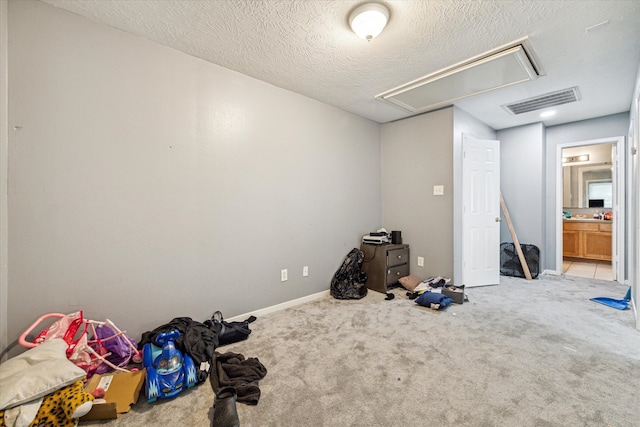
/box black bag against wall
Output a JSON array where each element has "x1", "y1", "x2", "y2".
[
  {"x1": 330, "y1": 248, "x2": 368, "y2": 300},
  {"x1": 205, "y1": 311, "x2": 256, "y2": 346}
]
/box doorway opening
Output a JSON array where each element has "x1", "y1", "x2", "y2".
[{"x1": 556, "y1": 136, "x2": 625, "y2": 283}]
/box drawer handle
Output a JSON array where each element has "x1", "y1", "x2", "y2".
[
  {"x1": 397, "y1": 255, "x2": 402, "y2": 259},
  {"x1": 396, "y1": 271, "x2": 401, "y2": 276}
]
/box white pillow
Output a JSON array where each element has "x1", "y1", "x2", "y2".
[{"x1": 0, "y1": 338, "x2": 86, "y2": 410}]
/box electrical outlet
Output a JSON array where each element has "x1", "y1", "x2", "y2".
[
  {"x1": 303, "y1": 266, "x2": 309, "y2": 277},
  {"x1": 433, "y1": 185, "x2": 444, "y2": 196},
  {"x1": 281, "y1": 269, "x2": 288, "y2": 282},
  {"x1": 417, "y1": 256, "x2": 424, "y2": 267}
]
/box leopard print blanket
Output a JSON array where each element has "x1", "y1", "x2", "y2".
[{"x1": 0, "y1": 379, "x2": 94, "y2": 427}]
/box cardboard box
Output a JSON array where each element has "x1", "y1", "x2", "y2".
[
  {"x1": 442, "y1": 285, "x2": 465, "y2": 304},
  {"x1": 80, "y1": 369, "x2": 145, "y2": 421}
]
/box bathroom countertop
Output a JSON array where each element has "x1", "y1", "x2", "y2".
[{"x1": 563, "y1": 218, "x2": 610, "y2": 223}]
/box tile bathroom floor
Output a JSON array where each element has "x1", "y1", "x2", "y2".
[{"x1": 563, "y1": 259, "x2": 613, "y2": 281}]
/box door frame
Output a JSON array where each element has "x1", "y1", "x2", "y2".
[
  {"x1": 0, "y1": 0, "x2": 8, "y2": 360},
  {"x1": 555, "y1": 136, "x2": 626, "y2": 282}
]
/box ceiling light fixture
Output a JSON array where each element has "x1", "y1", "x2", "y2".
[
  {"x1": 540, "y1": 110, "x2": 556, "y2": 118},
  {"x1": 349, "y1": 3, "x2": 390, "y2": 41}
]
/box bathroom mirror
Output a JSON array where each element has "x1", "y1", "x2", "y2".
[{"x1": 562, "y1": 162, "x2": 612, "y2": 208}]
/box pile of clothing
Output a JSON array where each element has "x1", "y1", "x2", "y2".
[
  {"x1": 398, "y1": 275, "x2": 457, "y2": 310},
  {"x1": 141, "y1": 312, "x2": 267, "y2": 427}
]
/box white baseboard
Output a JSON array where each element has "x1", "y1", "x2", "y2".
[
  {"x1": 227, "y1": 290, "x2": 330, "y2": 322},
  {"x1": 541, "y1": 269, "x2": 560, "y2": 276}
]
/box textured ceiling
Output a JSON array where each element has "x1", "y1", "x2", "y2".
[{"x1": 41, "y1": 0, "x2": 640, "y2": 129}]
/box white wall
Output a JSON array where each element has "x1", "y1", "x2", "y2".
[
  {"x1": 4, "y1": 0, "x2": 381, "y2": 356},
  {"x1": 544, "y1": 113, "x2": 630, "y2": 271},
  {"x1": 381, "y1": 108, "x2": 454, "y2": 280},
  {"x1": 497, "y1": 123, "x2": 546, "y2": 263}
]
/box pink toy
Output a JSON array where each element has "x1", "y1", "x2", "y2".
[{"x1": 19, "y1": 311, "x2": 142, "y2": 377}]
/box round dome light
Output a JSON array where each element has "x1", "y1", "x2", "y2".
[{"x1": 349, "y1": 3, "x2": 390, "y2": 41}]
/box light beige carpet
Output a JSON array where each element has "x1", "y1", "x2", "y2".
[{"x1": 81, "y1": 274, "x2": 639, "y2": 427}]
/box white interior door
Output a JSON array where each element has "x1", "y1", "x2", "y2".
[{"x1": 462, "y1": 134, "x2": 501, "y2": 287}]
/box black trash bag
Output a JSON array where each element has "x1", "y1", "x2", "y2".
[{"x1": 330, "y1": 248, "x2": 368, "y2": 299}]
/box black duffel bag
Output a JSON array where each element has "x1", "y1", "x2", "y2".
[{"x1": 205, "y1": 311, "x2": 256, "y2": 346}]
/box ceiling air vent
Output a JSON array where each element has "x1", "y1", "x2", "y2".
[
  {"x1": 503, "y1": 87, "x2": 581, "y2": 115},
  {"x1": 376, "y1": 38, "x2": 543, "y2": 114}
]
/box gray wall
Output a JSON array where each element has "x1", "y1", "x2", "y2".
[
  {"x1": 497, "y1": 123, "x2": 546, "y2": 267},
  {"x1": 4, "y1": 0, "x2": 381, "y2": 355},
  {"x1": 544, "y1": 113, "x2": 630, "y2": 270},
  {"x1": 380, "y1": 108, "x2": 454, "y2": 280},
  {"x1": 380, "y1": 106, "x2": 496, "y2": 284}
]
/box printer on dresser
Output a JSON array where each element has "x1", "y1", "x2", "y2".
[{"x1": 360, "y1": 243, "x2": 409, "y2": 294}]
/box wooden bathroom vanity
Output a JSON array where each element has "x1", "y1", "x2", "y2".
[{"x1": 563, "y1": 219, "x2": 612, "y2": 261}]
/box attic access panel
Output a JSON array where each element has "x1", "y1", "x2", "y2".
[{"x1": 376, "y1": 43, "x2": 541, "y2": 114}]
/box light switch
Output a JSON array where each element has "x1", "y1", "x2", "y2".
[{"x1": 433, "y1": 185, "x2": 444, "y2": 196}]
